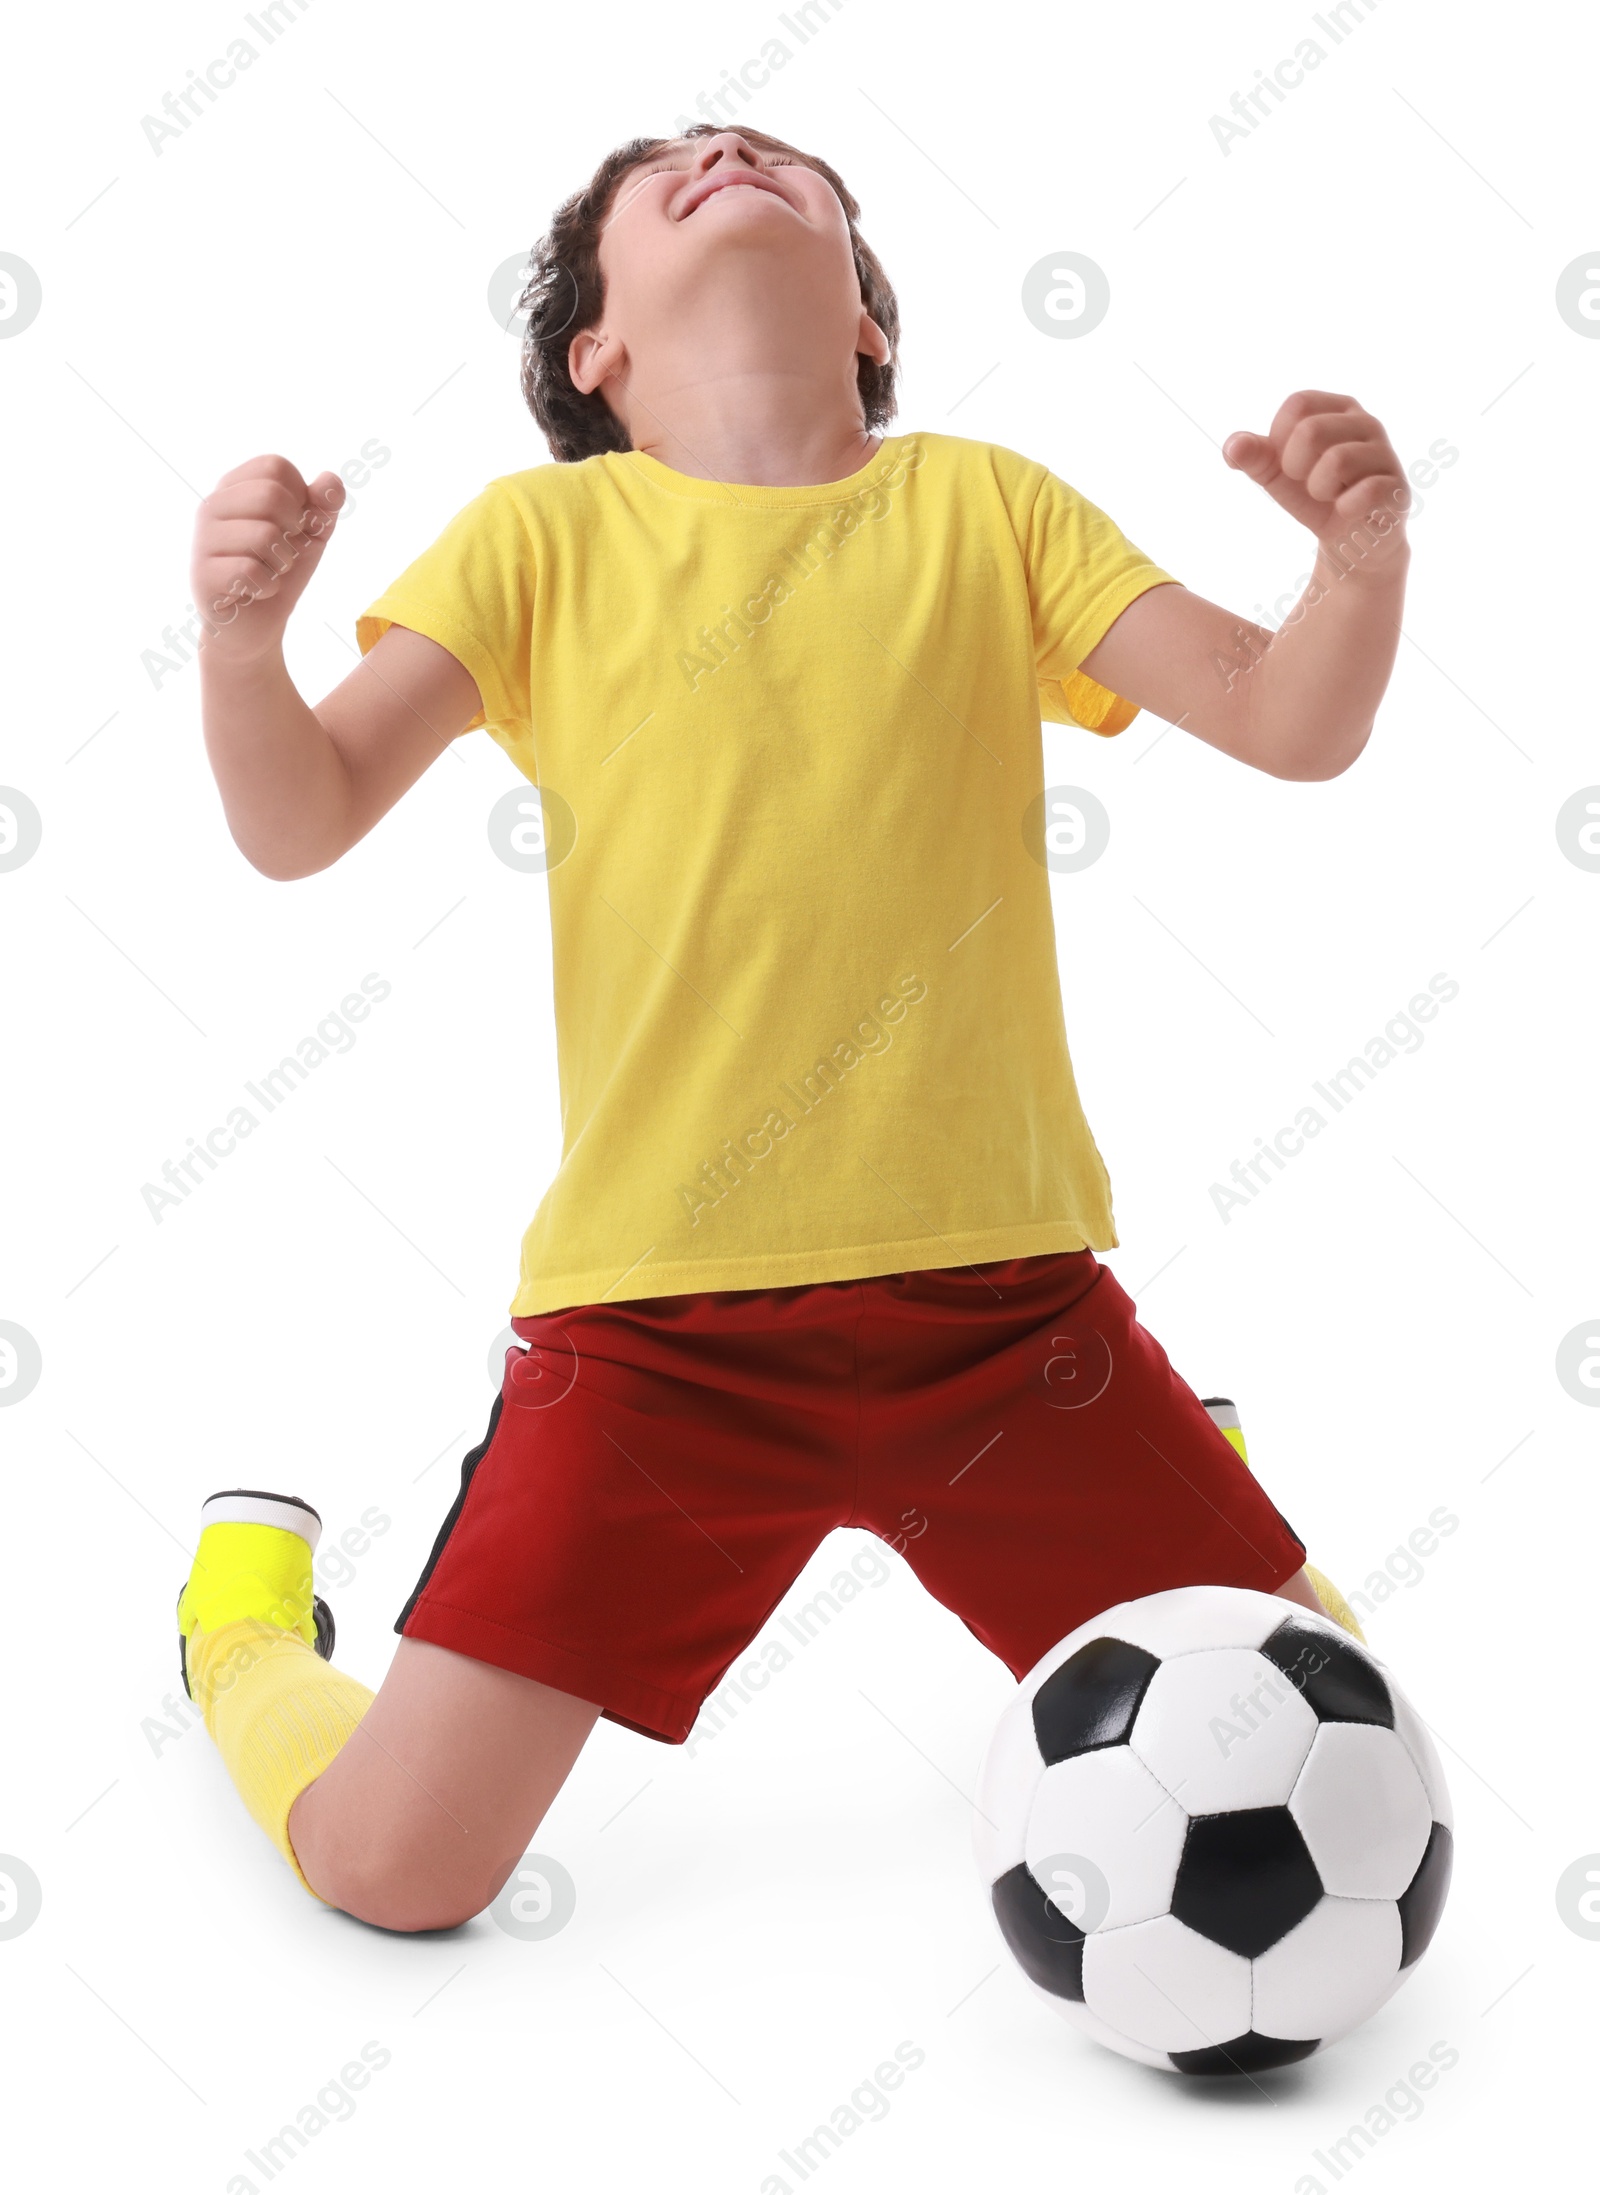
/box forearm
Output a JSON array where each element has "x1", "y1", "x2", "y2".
[
  {"x1": 200, "y1": 648, "x2": 355, "y2": 880},
  {"x1": 1233, "y1": 540, "x2": 1409, "y2": 780}
]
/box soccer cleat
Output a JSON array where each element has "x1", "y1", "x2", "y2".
[
  {"x1": 1201, "y1": 1398, "x2": 1367, "y2": 1643},
  {"x1": 1203, "y1": 1396, "x2": 1249, "y2": 1465},
  {"x1": 177, "y1": 1489, "x2": 336, "y2": 1702}
]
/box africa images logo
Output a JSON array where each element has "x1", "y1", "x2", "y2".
[
  {"x1": 674, "y1": 440, "x2": 925, "y2": 694},
  {"x1": 674, "y1": 976, "x2": 928, "y2": 1228},
  {"x1": 1210, "y1": 975, "x2": 1459, "y2": 1223}
]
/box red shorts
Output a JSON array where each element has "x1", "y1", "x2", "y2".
[{"x1": 396, "y1": 1252, "x2": 1306, "y2": 1743}]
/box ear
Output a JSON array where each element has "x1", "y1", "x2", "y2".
[
  {"x1": 854, "y1": 309, "x2": 891, "y2": 367},
  {"x1": 568, "y1": 327, "x2": 626, "y2": 396}
]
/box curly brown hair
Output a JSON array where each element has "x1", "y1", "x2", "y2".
[{"x1": 518, "y1": 126, "x2": 901, "y2": 463}]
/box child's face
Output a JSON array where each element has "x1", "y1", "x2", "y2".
[
  {"x1": 605, "y1": 132, "x2": 842, "y2": 237},
  {"x1": 571, "y1": 131, "x2": 884, "y2": 403}
]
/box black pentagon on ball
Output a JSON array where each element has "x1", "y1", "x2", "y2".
[
  {"x1": 1171, "y1": 1807, "x2": 1324, "y2": 1958},
  {"x1": 1398, "y1": 1820, "x2": 1453, "y2": 1967},
  {"x1": 991, "y1": 1861, "x2": 1086, "y2": 2000},
  {"x1": 1032, "y1": 1637, "x2": 1161, "y2": 1766},
  {"x1": 1260, "y1": 1615, "x2": 1393, "y2": 1727},
  {"x1": 1170, "y1": 2031, "x2": 1320, "y2": 2077}
]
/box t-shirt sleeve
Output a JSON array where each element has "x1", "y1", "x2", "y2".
[
  {"x1": 1023, "y1": 466, "x2": 1180, "y2": 737},
  {"x1": 355, "y1": 479, "x2": 534, "y2": 743}
]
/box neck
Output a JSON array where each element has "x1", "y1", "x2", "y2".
[{"x1": 614, "y1": 352, "x2": 880, "y2": 488}]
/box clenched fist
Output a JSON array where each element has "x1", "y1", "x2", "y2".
[
  {"x1": 1223, "y1": 391, "x2": 1410, "y2": 577},
  {"x1": 191, "y1": 456, "x2": 346, "y2": 662}
]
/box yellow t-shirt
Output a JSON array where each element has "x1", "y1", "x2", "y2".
[{"x1": 358, "y1": 432, "x2": 1177, "y2": 1316}]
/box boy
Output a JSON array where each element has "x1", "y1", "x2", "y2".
[{"x1": 181, "y1": 126, "x2": 1408, "y2": 1931}]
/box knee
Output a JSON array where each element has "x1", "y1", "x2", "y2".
[
  {"x1": 297, "y1": 1826, "x2": 498, "y2": 1934},
  {"x1": 334, "y1": 1870, "x2": 488, "y2": 1934}
]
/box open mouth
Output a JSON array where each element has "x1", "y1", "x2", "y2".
[{"x1": 677, "y1": 171, "x2": 789, "y2": 221}]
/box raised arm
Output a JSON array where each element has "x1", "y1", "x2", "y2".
[
  {"x1": 1078, "y1": 390, "x2": 1410, "y2": 782},
  {"x1": 192, "y1": 456, "x2": 483, "y2": 879}
]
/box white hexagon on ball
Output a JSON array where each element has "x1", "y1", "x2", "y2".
[
  {"x1": 1388, "y1": 1686, "x2": 1453, "y2": 1830},
  {"x1": 1025, "y1": 1746, "x2": 1189, "y2": 1932},
  {"x1": 1082, "y1": 1914, "x2": 1251, "y2": 2054},
  {"x1": 1251, "y1": 1894, "x2": 1404, "y2": 2042},
  {"x1": 1046, "y1": 1993, "x2": 1175, "y2": 2071},
  {"x1": 1130, "y1": 1647, "x2": 1319, "y2": 1814},
  {"x1": 1289, "y1": 1723, "x2": 1433, "y2": 1899}
]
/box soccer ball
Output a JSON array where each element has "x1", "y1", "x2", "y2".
[{"x1": 975, "y1": 1586, "x2": 1452, "y2": 2075}]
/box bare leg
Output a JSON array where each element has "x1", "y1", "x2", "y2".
[
  {"x1": 1274, "y1": 1567, "x2": 1324, "y2": 1616},
  {"x1": 288, "y1": 1639, "x2": 601, "y2": 1932}
]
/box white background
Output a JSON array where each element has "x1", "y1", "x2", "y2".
[{"x1": 1, "y1": 0, "x2": 1594, "y2": 2186}]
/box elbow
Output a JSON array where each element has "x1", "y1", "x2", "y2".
[
  {"x1": 221, "y1": 800, "x2": 351, "y2": 880},
  {"x1": 240, "y1": 843, "x2": 312, "y2": 883},
  {"x1": 1271, "y1": 723, "x2": 1374, "y2": 783},
  {"x1": 245, "y1": 852, "x2": 303, "y2": 883},
  {"x1": 258, "y1": 853, "x2": 340, "y2": 882},
  {"x1": 234, "y1": 830, "x2": 338, "y2": 883}
]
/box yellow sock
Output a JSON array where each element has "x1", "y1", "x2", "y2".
[
  {"x1": 1203, "y1": 1398, "x2": 1368, "y2": 1644},
  {"x1": 187, "y1": 1620, "x2": 374, "y2": 1899}
]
